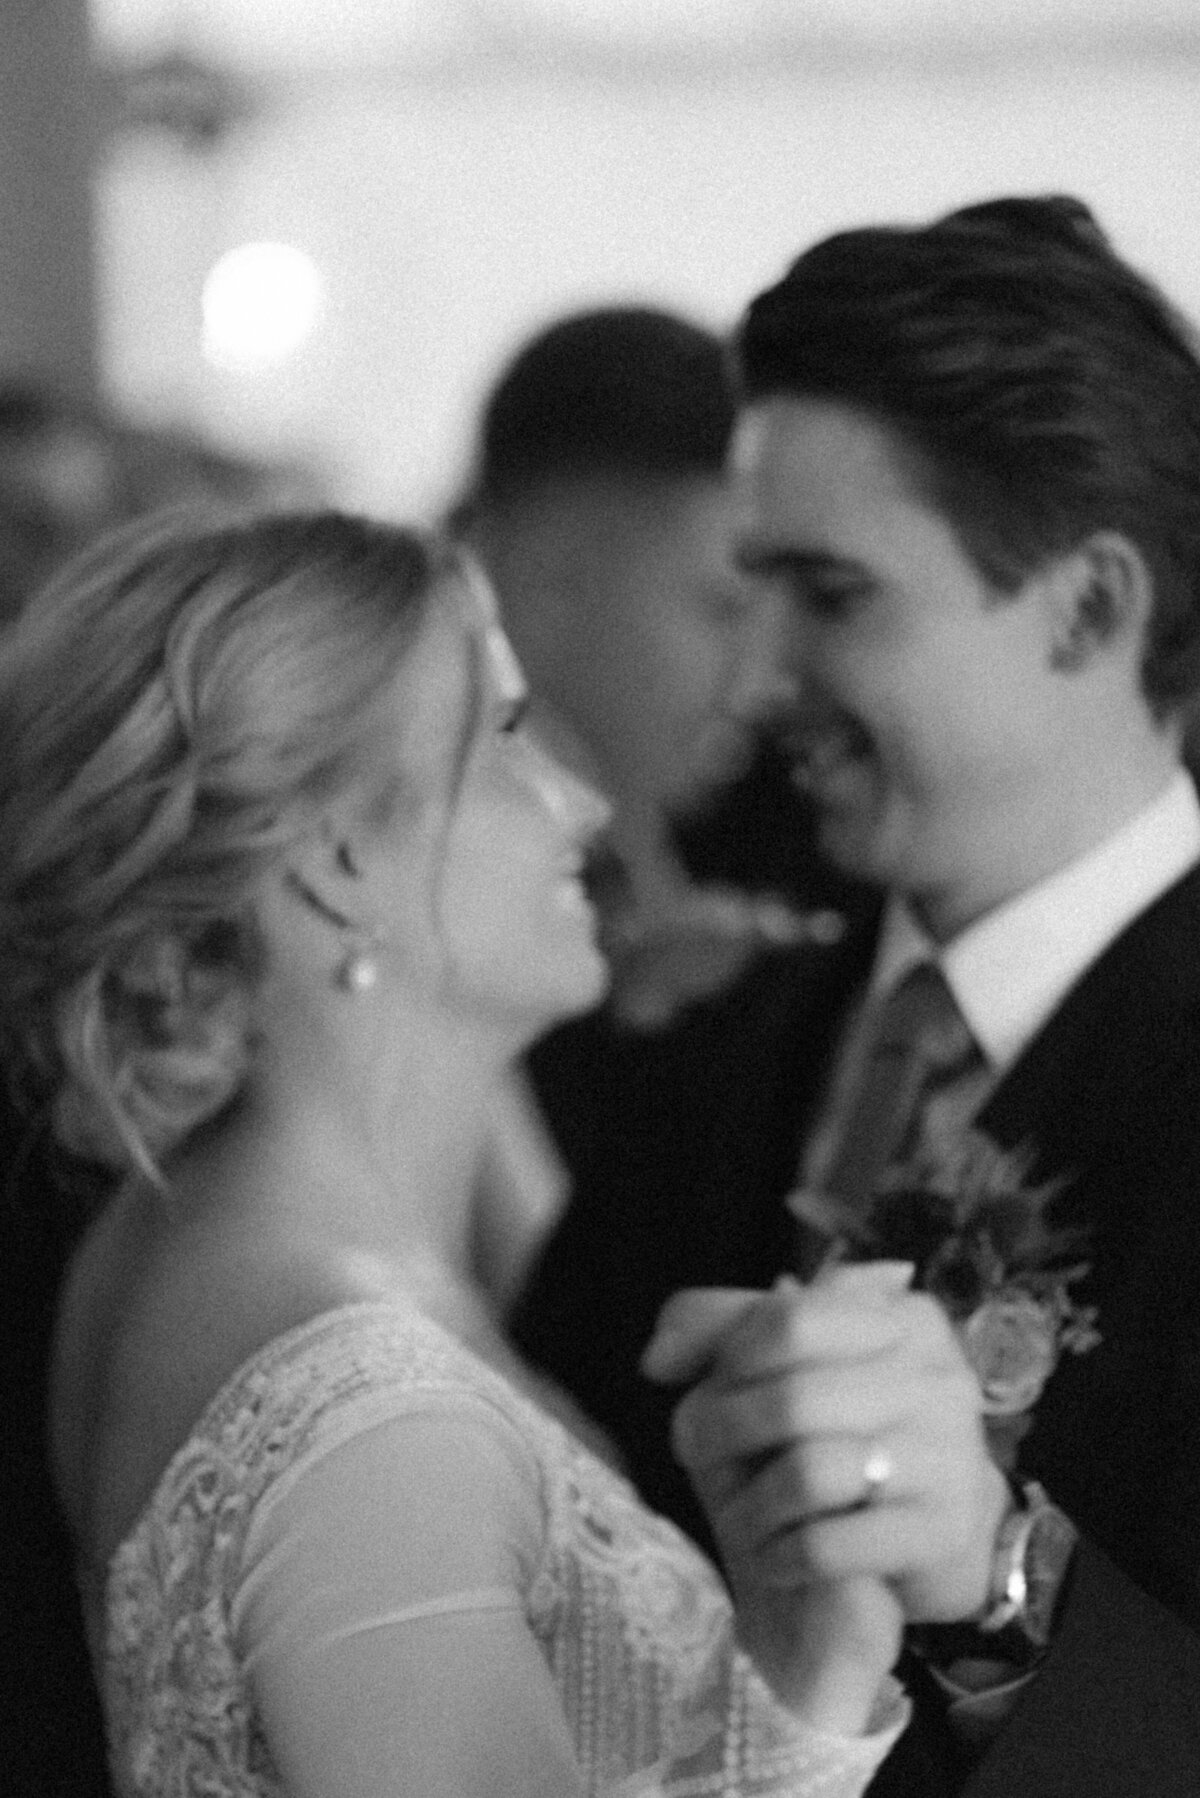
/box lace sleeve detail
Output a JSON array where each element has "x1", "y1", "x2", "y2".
[
  {"x1": 102, "y1": 1302, "x2": 545, "y2": 1796},
  {"x1": 637, "y1": 1654, "x2": 908, "y2": 1798},
  {"x1": 532, "y1": 1432, "x2": 908, "y2": 1796},
  {"x1": 99, "y1": 1301, "x2": 907, "y2": 1797}
]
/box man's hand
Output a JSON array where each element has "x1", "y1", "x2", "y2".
[{"x1": 642, "y1": 1266, "x2": 1011, "y2": 1626}]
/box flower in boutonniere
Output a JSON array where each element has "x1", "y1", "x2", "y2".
[{"x1": 790, "y1": 1129, "x2": 1102, "y2": 1469}]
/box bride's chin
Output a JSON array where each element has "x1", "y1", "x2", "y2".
[
  {"x1": 496, "y1": 949, "x2": 610, "y2": 1041},
  {"x1": 568, "y1": 949, "x2": 611, "y2": 1008},
  {"x1": 553, "y1": 947, "x2": 612, "y2": 1019}
]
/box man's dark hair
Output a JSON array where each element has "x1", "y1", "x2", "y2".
[
  {"x1": 737, "y1": 195, "x2": 1200, "y2": 716},
  {"x1": 462, "y1": 305, "x2": 735, "y2": 514}
]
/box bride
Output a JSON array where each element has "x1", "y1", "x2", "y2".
[{"x1": 0, "y1": 508, "x2": 989, "y2": 1795}]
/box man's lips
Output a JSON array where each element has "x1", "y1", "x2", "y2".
[{"x1": 784, "y1": 720, "x2": 872, "y2": 794}]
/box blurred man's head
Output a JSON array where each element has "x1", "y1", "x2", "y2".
[
  {"x1": 455, "y1": 307, "x2": 777, "y2": 818},
  {"x1": 731, "y1": 196, "x2": 1200, "y2": 937}
]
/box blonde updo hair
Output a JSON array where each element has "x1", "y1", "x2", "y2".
[{"x1": 0, "y1": 506, "x2": 467, "y2": 1184}]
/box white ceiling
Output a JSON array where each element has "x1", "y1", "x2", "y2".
[{"x1": 91, "y1": 0, "x2": 1200, "y2": 72}]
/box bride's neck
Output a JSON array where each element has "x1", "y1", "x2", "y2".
[{"x1": 227, "y1": 1037, "x2": 503, "y2": 1278}]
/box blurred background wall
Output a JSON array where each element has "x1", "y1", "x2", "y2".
[
  {"x1": 7, "y1": 0, "x2": 1200, "y2": 522},
  {"x1": 1, "y1": 0, "x2": 98, "y2": 398}
]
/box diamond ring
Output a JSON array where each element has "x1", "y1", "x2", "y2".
[{"x1": 860, "y1": 1444, "x2": 894, "y2": 1506}]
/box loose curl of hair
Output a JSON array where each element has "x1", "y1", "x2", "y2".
[
  {"x1": 737, "y1": 194, "x2": 1200, "y2": 719},
  {"x1": 0, "y1": 506, "x2": 467, "y2": 1185}
]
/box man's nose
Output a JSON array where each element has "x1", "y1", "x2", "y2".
[{"x1": 727, "y1": 589, "x2": 808, "y2": 728}]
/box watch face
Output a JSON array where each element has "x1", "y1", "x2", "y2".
[
  {"x1": 1021, "y1": 1498, "x2": 1079, "y2": 1648},
  {"x1": 909, "y1": 1486, "x2": 1079, "y2": 1674}
]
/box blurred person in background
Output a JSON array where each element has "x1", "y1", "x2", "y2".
[
  {"x1": 452, "y1": 306, "x2": 877, "y2": 1537},
  {"x1": 453, "y1": 304, "x2": 852, "y2": 1025},
  {"x1": 0, "y1": 382, "x2": 317, "y2": 628},
  {"x1": 0, "y1": 386, "x2": 122, "y2": 617}
]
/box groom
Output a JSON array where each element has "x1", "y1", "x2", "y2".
[
  {"x1": 699, "y1": 195, "x2": 1200, "y2": 1794},
  {"x1": 514, "y1": 194, "x2": 1200, "y2": 1794}
]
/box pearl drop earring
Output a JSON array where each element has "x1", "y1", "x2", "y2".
[{"x1": 336, "y1": 947, "x2": 380, "y2": 994}]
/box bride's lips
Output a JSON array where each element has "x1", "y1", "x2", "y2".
[{"x1": 554, "y1": 858, "x2": 596, "y2": 916}]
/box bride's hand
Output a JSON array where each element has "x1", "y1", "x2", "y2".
[
  {"x1": 731, "y1": 1570, "x2": 903, "y2": 1736},
  {"x1": 642, "y1": 1272, "x2": 907, "y2": 1731}
]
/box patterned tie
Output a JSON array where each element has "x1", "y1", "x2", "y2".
[{"x1": 813, "y1": 960, "x2": 983, "y2": 1214}]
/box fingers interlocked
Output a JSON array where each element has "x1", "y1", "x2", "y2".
[{"x1": 654, "y1": 1265, "x2": 1007, "y2": 1618}]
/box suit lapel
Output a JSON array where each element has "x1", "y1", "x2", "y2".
[{"x1": 977, "y1": 860, "x2": 1200, "y2": 1192}]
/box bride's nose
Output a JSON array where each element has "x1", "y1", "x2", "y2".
[
  {"x1": 538, "y1": 745, "x2": 612, "y2": 842},
  {"x1": 556, "y1": 763, "x2": 613, "y2": 842}
]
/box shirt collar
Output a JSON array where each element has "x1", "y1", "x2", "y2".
[{"x1": 872, "y1": 769, "x2": 1200, "y2": 1071}]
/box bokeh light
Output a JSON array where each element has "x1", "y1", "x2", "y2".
[{"x1": 201, "y1": 241, "x2": 323, "y2": 372}]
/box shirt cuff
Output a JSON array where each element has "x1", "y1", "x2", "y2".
[{"x1": 927, "y1": 1659, "x2": 1037, "y2": 1756}]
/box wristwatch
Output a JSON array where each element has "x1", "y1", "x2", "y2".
[{"x1": 914, "y1": 1480, "x2": 1079, "y2": 1672}]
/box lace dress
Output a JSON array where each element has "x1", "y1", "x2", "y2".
[{"x1": 94, "y1": 1301, "x2": 906, "y2": 1796}]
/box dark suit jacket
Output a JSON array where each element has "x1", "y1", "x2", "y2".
[
  {"x1": 944, "y1": 856, "x2": 1200, "y2": 1795},
  {"x1": 513, "y1": 745, "x2": 879, "y2": 1554},
  {"x1": 514, "y1": 920, "x2": 878, "y2": 1555},
  {"x1": 515, "y1": 856, "x2": 1200, "y2": 1796}
]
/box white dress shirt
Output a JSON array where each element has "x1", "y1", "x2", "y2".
[
  {"x1": 800, "y1": 767, "x2": 1200, "y2": 1200},
  {"x1": 872, "y1": 767, "x2": 1200, "y2": 1075}
]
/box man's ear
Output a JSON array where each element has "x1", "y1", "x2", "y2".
[{"x1": 1047, "y1": 531, "x2": 1152, "y2": 673}]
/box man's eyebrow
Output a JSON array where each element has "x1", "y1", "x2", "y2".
[{"x1": 734, "y1": 545, "x2": 871, "y2": 583}]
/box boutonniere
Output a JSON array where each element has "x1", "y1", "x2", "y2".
[{"x1": 792, "y1": 1130, "x2": 1102, "y2": 1468}]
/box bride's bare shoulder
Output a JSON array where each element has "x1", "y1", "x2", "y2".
[{"x1": 51, "y1": 1176, "x2": 398, "y2": 1570}]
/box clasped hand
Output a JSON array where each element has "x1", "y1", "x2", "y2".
[{"x1": 641, "y1": 1263, "x2": 1010, "y2": 1730}]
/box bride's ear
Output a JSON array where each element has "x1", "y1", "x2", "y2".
[
  {"x1": 333, "y1": 838, "x2": 361, "y2": 879},
  {"x1": 280, "y1": 819, "x2": 386, "y2": 996},
  {"x1": 283, "y1": 815, "x2": 368, "y2": 931}
]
